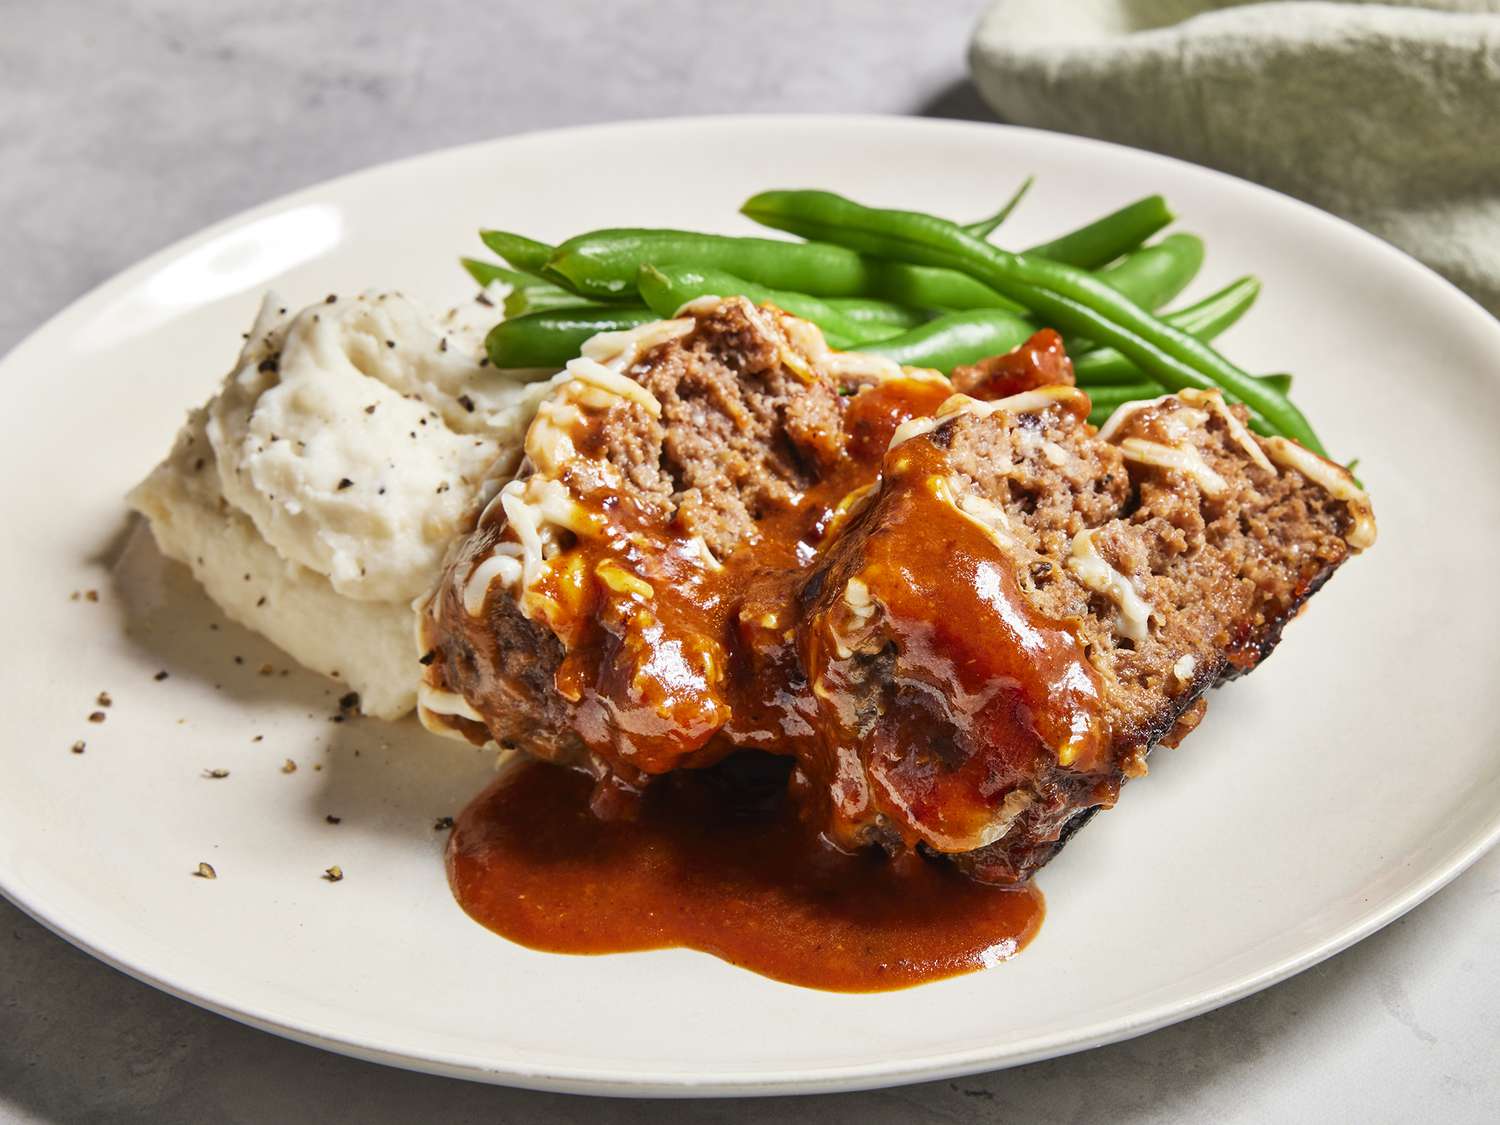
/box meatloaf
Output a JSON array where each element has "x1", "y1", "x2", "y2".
[{"x1": 417, "y1": 297, "x2": 1375, "y2": 882}]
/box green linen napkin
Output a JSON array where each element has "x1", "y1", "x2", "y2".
[{"x1": 969, "y1": 1, "x2": 1500, "y2": 314}]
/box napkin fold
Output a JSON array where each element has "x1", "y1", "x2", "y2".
[{"x1": 969, "y1": 1, "x2": 1500, "y2": 315}]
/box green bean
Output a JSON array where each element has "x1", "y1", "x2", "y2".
[
  {"x1": 479, "y1": 231, "x2": 557, "y2": 276},
  {"x1": 460, "y1": 255, "x2": 598, "y2": 316},
  {"x1": 485, "y1": 306, "x2": 656, "y2": 371},
  {"x1": 1023, "y1": 195, "x2": 1174, "y2": 269},
  {"x1": 1072, "y1": 276, "x2": 1261, "y2": 385},
  {"x1": 1063, "y1": 233, "x2": 1206, "y2": 353},
  {"x1": 519, "y1": 191, "x2": 1160, "y2": 311},
  {"x1": 549, "y1": 230, "x2": 881, "y2": 299},
  {"x1": 546, "y1": 198, "x2": 1183, "y2": 313},
  {"x1": 962, "y1": 175, "x2": 1034, "y2": 240},
  {"x1": 1161, "y1": 275, "x2": 1260, "y2": 340},
  {"x1": 552, "y1": 215, "x2": 1194, "y2": 313},
  {"x1": 631, "y1": 263, "x2": 921, "y2": 341},
  {"x1": 864, "y1": 261, "x2": 1024, "y2": 312},
  {"x1": 1095, "y1": 233, "x2": 1205, "y2": 311},
  {"x1": 481, "y1": 230, "x2": 645, "y2": 300},
  {"x1": 503, "y1": 284, "x2": 602, "y2": 318},
  {"x1": 544, "y1": 227, "x2": 1024, "y2": 312},
  {"x1": 1088, "y1": 382, "x2": 1157, "y2": 406},
  {"x1": 861, "y1": 310, "x2": 1037, "y2": 372},
  {"x1": 740, "y1": 190, "x2": 1324, "y2": 453},
  {"x1": 461, "y1": 257, "x2": 544, "y2": 290},
  {"x1": 824, "y1": 297, "x2": 926, "y2": 333},
  {"x1": 637, "y1": 265, "x2": 892, "y2": 348},
  {"x1": 847, "y1": 269, "x2": 1243, "y2": 383}
]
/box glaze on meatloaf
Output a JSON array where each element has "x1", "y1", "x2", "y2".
[{"x1": 417, "y1": 298, "x2": 1374, "y2": 882}]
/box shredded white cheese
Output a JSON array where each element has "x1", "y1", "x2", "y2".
[
  {"x1": 1117, "y1": 437, "x2": 1230, "y2": 497},
  {"x1": 826, "y1": 575, "x2": 881, "y2": 661},
  {"x1": 949, "y1": 480, "x2": 1015, "y2": 550},
  {"x1": 1094, "y1": 394, "x2": 1176, "y2": 443},
  {"x1": 580, "y1": 316, "x2": 694, "y2": 369},
  {"x1": 1067, "y1": 528, "x2": 1154, "y2": 643},
  {"x1": 463, "y1": 544, "x2": 523, "y2": 617},
  {"x1": 498, "y1": 475, "x2": 600, "y2": 597},
  {"x1": 1178, "y1": 388, "x2": 1274, "y2": 472},
  {"x1": 564, "y1": 355, "x2": 663, "y2": 417},
  {"x1": 416, "y1": 684, "x2": 487, "y2": 724},
  {"x1": 843, "y1": 576, "x2": 876, "y2": 622},
  {"x1": 522, "y1": 396, "x2": 585, "y2": 478},
  {"x1": 888, "y1": 385, "x2": 1089, "y2": 451},
  {"x1": 1263, "y1": 437, "x2": 1377, "y2": 550}
]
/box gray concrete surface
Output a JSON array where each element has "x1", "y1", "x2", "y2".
[{"x1": 2, "y1": 2, "x2": 1497, "y2": 1120}]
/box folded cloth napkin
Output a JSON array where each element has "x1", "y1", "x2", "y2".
[{"x1": 969, "y1": 1, "x2": 1500, "y2": 315}]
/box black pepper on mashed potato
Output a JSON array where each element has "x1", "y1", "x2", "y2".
[{"x1": 129, "y1": 289, "x2": 558, "y2": 718}]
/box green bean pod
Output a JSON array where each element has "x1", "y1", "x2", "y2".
[
  {"x1": 489, "y1": 190, "x2": 1160, "y2": 314},
  {"x1": 549, "y1": 229, "x2": 887, "y2": 299},
  {"x1": 479, "y1": 230, "x2": 557, "y2": 276},
  {"x1": 740, "y1": 189, "x2": 1324, "y2": 453},
  {"x1": 861, "y1": 310, "x2": 1037, "y2": 372},
  {"x1": 461, "y1": 257, "x2": 545, "y2": 291},
  {"x1": 1023, "y1": 195, "x2": 1174, "y2": 269},
  {"x1": 1073, "y1": 276, "x2": 1261, "y2": 385},
  {"x1": 460, "y1": 255, "x2": 599, "y2": 316},
  {"x1": 962, "y1": 175, "x2": 1034, "y2": 240},
  {"x1": 485, "y1": 306, "x2": 656, "y2": 371},
  {"x1": 855, "y1": 275, "x2": 1251, "y2": 378},
  {"x1": 545, "y1": 227, "x2": 1028, "y2": 312},
  {"x1": 862, "y1": 261, "x2": 1023, "y2": 312},
  {"x1": 544, "y1": 194, "x2": 1182, "y2": 311},
  {"x1": 636, "y1": 264, "x2": 896, "y2": 348},
  {"x1": 503, "y1": 283, "x2": 603, "y2": 318},
  {"x1": 1094, "y1": 233, "x2": 1205, "y2": 311},
  {"x1": 824, "y1": 297, "x2": 925, "y2": 333}
]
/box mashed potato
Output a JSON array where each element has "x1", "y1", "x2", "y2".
[{"x1": 129, "y1": 289, "x2": 558, "y2": 718}]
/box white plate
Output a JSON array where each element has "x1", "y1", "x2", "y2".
[{"x1": 2, "y1": 116, "x2": 1498, "y2": 1097}]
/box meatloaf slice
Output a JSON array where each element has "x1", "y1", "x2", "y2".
[
  {"x1": 795, "y1": 383, "x2": 1374, "y2": 882},
  {"x1": 416, "y1": 297, "x2": 951, "y2": 786}
]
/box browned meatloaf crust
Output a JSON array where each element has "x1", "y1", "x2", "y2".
[
  {"x1": 418, "y1": 299, "x2": 1375, "y2": 883},
  {"x1": 796, "y1": 384, "x2": 1373, "y2": 882}
]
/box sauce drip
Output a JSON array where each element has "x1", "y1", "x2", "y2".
[{"x1": 448, "y1": 755, "x2": 1044, "y2": 992}]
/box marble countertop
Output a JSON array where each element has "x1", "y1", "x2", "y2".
[{"x1": 2, "y1": 2, "x2": 1496, "y2": 1120}]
